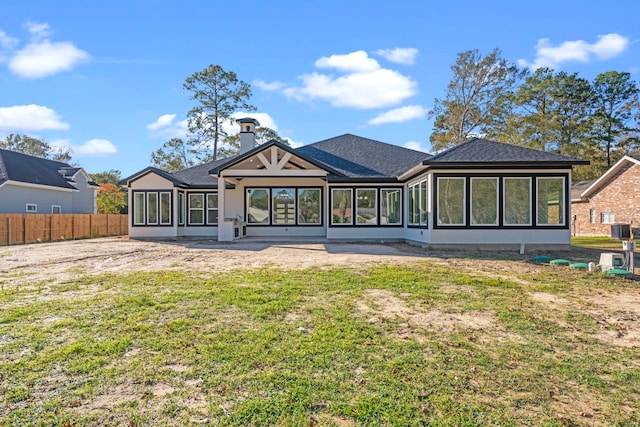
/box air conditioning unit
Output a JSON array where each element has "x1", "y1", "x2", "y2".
[
  {"x1": 599, "y1": 252, "x2": 624, "y2": 271},
  {"x1": 611, "y1": 224, "x2": 631, "y2": 240}
]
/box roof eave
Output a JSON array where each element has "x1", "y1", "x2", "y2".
[{"x1": 581, "y1": 155, "x2": 640, "y2": 198}]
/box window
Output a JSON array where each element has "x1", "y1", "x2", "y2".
[
  {"x1": 51, "y1": 205, "x2": 61, "y2": 214},
  {"x1": 601, "y1": 212, "x2": 615, "y2": 224},
  {"x1": 537, "y1": 177, "x2": 564, "y2": 225},
  {"x1": 207, "y1": 194, "x2": 219, "y2": 225},
  {"x1": 247, "y1": 189, "x2": 270, "y2": 224},
  {"x1": 471, "y1": 178, "x2": 498, "y2": 225},
  {"x1": 437, "y1": 177, "x2": 465, "y2": 225},
  {"x1": 189, "y1": 193, "x2": 204, "y2": 225},
  {"x1": 408, "y1": 180, "x2": 427, "y2": 226},
  {"x1": 178, "y1": 193, "x2": 185, "y2": 225},
  {"x1": 273, "y1": 189, "x2": 295, "y2": 224},
  {"x1": 504, "y1": 178, "x2": 531, "y2": 225},
  {"x1": 147, "y1": 193, "x2": 158, "y2": 224},
  {"x1": 356, "y1": 189, "x2": 377, "y2": 224},
  {"x1": 160, "y1": 192, "x2": 171, "y2": 225},
  {"x1": 298, "y1": 189, "x2": 321, "y2": 225},
  {"x1": 26, "y1": 203, "x2": 37, "y2": 213},
  {"x1": 589, "y1": 208, "x2": 596, "y2": 224},
  {"x1": 134, "y1": 193, "x2": 145, "y2": 225},
  {"x1": 381, "y1": 189, "x2": 401, "y2": 225},
  {"x1": 332, "y1": 189, "x2": 352, "y2": 225}
]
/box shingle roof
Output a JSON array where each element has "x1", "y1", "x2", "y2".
[
  {"x1": 571, "y1": 179, "x2": 595, "y2": 201},
  {"x1": 295, "y1": 134, "x2": 431, "y2": 180},
  {"x1": 424, "y1": 138, "x2": 589, "y2": 166},
  {"x1": 0, "y1": 148, "x2": 78, "y2": 190},
  {"x1": 173, "y1": 156, "x2": 240, "y2": 187}
]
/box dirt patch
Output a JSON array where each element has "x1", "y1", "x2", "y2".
[{"x1": 530, "y1": 291, "x2": 640, "y2": 348}]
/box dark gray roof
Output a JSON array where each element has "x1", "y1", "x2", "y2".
[
  {"x1": 173, "y1": 155, "x2": 240, "y2": 187},
  {"x1": 0, "y1": 148, "x2": 78, "y2": 190},
  {"x1": 424, "y1": 138, "x2": 589, "y2": 166},
  {"x1": 295, "y1": 134, "x2": 431, "y2": 180},
  {"x1": 571, "y1": 179, "x2": 595, "y2": 200},
  {"x1": 119, "y1": 166, "x2": 186, "y2": 187}
]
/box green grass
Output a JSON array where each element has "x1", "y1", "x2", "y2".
[
  {"x1": 571, "y1": 235, "x2": 632, "y2": 250},
  {"x1": 0, "y1": 263, "x2": 638, "y2": 426}
]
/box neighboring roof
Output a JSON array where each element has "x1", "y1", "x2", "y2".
[
  {"x1": 424, "y1": 138, "x2": 590, "y2": 167},
  {"x1": 0, "y1": 148, "x2": 78, "y2": 190},
  {"x1": 577, "y1": 155, "x2": 640, "y2": 200},
  {"x1": 571, "y1": 180, "x2": 595, "y2": 201},
  {"x1": 295, "y1": 134, "x2": 431, "y2": 181}
]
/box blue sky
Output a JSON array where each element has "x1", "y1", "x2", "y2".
[{"x1": 1, "y1": 0, "x2": 639, "y2": 178}]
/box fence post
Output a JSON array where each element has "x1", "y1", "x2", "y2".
[
  {"x1": 72, "y1": 216, "x2": 75, "y2": 240},
  {"x1": 89, "y1": 215, "x2": 93, "y2": 238},
  {"x1": 7, "y1": 217, "x2": 10, "y2": 246},
  {"x1": 50, "y1": 215, "x2": 53, "y2": 242},
  {"x1": 106, "y1": 214, "x2": 109, "y2": 237},
  {"x1": 22, "y1": 216, "x2": 26, "y2": 245}
]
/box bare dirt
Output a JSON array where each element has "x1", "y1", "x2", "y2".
[{"x1": 1, "y1": 236, "x2": 639, "y2": 349}]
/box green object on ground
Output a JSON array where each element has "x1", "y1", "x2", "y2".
[
  {"x1": 550, "y1": 259, "x2": 570, "y2": 266},
  {"x1": 532, "y1": 255, "x2": 552, "y2": 263},
  {"x1": 569, "y1": 262, "x2": 589, "y2": 269},
  {"x1": 605, "y1": 268, "x2": 633, "y2": 277}
]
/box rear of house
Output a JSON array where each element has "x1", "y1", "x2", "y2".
[{"x1": 120, "y1": 118, "x2": 588, "y2": 249}]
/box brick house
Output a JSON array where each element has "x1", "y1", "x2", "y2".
[{"x1": 572, "y1": 155, "x2": 640, "y2": 236}]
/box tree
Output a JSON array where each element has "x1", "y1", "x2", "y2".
[
  {"x1": 590, "y1": 71, "x2": 640, "y2": 168},
  {"x1": 0, "y1": 133, "x2": 72, "y2": 162},
  {"x1": 429, "y1": 49, "x2": 526, "y2": 151},
  {"x1": 90, "y1": 169, "x2": 121, "y2": 185},
  {"x1": 183, "y1": 64, "x2": 256, "y2": 161},
  {"x1": 150, "y1": 138, "x2": 197, "y2": 172},
  {"x1": 218, "y1": 126, "x2": 291, "y2": 158},
  {"x1": 96, "y1": 183, "x2": 127, "y2": 214}
]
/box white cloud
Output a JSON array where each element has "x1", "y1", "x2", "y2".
[
  {"x1": 375, "y1": 48, "x2": 419, "y2": 65},
  {"x1": 71, "y1": 139, "x2": 117, "y2": 156},
  {"x1": 315, "y1": 50, "x2": 380, "y2": 73},
  {"x1": 24, "y1": 21, "x2": 51, "y2": 41},
  {"x1": 253, "y1": 79, "x2": 287, "y2": 91},
  {"x1": 518, "y1": 33, "x2": 630, "y2": 69},
  {"x1": 9, "y1": 40, "x2": 89, "y2": 79},
  {"x1": 368, "y1": 105, "x2": 427, "y2": 125},
  {"x1": 0, "y1": 104, "x2": 70, "y2": 130},
  {"x1": 0, "y1": 30, "x2": 19, "y2": 52},
  {"x1": 147, "y1": 114, "x2": 177, "y2": 131},
  {"x1": 403, "y1": 141, "x2": 429, "y2": 153},
  {"x1": 146, "y1": 113, "x2": 189, "y2": 139}
]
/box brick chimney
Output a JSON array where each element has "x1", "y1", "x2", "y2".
[{"x1": 236, "y1": 117, "x2": 260, "y2": 154}]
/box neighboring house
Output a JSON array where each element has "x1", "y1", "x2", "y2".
[
  {"x1": 0, "y1": 148, "x2": 99, "y2": 214},
  {"x1": 572, "y1": 155, "x2": 640, "y2": 236},
  {"x1": 119, "y1": 118, "x2": 588, "y2": 248}
]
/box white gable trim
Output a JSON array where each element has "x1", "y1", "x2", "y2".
[
  {"x1": 224, "y1": 146, "x2": 329, "y2": 178},
  {"x1": 581, "y1": 155, "x2": 640, "y2": 199},
  {"x1": 0, "y1": 180, "x2": 77, "y2": 193}
]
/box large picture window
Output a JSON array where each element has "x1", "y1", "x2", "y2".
[
  {"x1": 298, "y1": 189, "x2": 321, "y2": 225},
  {"x1": 537, "y1": 177, "x2": 564, "y2": 225},
  {"x1": 273, "y1": 189, "x2": 296, "y2": 224},
  {"x1": 189, "y1": 193, "x2": 204, "y2": 225},
  {"x1": 504, "y1": 178, "x2": 531, "y2": 225},
  {"x1": 356, "y1": 189, "x2": 377, "y2": 224},
  {"x1": 471, "y1": 178, "x2": 498, "y2": 225},
  {"x1": 247, "y1": 189, "x2": 270, "y2": 224},
  {"x1": 133, "y1": 191, "x2": 172, "y2": 226},
  {"x1": 381, "y1": 189, "x2": 401, "y2": 225},
  {"x1": 437, "y1": 177, "x2": 465, "y2": 225},
  {"x1": 332, "y1": 189, "x2": 352, "y2": 225}
]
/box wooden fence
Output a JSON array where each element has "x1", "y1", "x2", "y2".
[{"x1": 0, "y1": 214, "x2": 128, "y2": 246}]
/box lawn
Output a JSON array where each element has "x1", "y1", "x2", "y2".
[{"x1": 1, "y1": 261, "x2": 639, "y2": 426}]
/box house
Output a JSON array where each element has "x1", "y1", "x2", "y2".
[
  {"x1": 0, "y1": 148, "x2": 99, "y2": 214},
  {"x1": 119, "y1": 118, "x2": 588, "y2": 248},
  {"x1": 572, "y1": 155, "x2": 640, "y2": 236}
]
